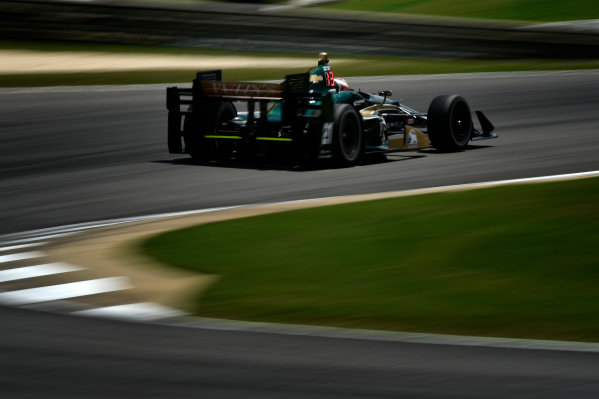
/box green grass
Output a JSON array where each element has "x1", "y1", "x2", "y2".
[
  {"x1": 323, "y1": 0, "x2": 599, "y2": 22},
  {"x1": 141, "y1": 177, "x2": 599, "y2": 342}
]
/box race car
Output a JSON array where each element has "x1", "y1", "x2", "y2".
[{"x1": 166, "y1": 53, "x2": 497, "y2": 166}]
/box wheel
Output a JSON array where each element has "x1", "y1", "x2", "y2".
[
  {"x1": 184, "y1": 101, "x2": 236, "y2": 161},
  {"x1": 427, "y1": 95, "x2": 472, "y2": 152},
  {"x1": 210, "y1": 102, "x2": 237, "y2": 160},
  {"x1": 183, "y1": 114, "x2": 211, "y2": 161},
  {"x1": 332, "y1": 104, "x2": 362, "y2": 166}
]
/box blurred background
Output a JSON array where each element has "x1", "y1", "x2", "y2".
[{"x1": 3, "y1": 0, "x2": 599, "y2": 58}]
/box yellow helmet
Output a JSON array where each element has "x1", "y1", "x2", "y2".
[{"x1": 318, "y1": 52, "x2": 329, "y2": 65}]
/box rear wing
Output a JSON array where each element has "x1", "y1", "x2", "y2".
[
  {"x1": 167, "y1": 70, "x2": 296, "y2": 109},
  {"x1": 166, "y1": 70, "x2": 333, "y2": 153},
  {"x1": 197, "y1": 80, "x2": 282, "y2": 100}
]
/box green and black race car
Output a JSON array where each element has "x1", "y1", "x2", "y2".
[{"x1": 167, "y1": 53, "x2": 497, "y2": 166}]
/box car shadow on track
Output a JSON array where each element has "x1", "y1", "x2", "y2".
[
  {"x1": 152, "y1": 152, "x2": 429, "y2": 172},
  {"x1": 416, "y1": 144, "x2": 494, "y2": 154},
  {"x1": 153, "y1": 144, "x2": 494, "y2": 171}
]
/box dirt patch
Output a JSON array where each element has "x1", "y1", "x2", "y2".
[{"x1": 0, "y1": 50, "x2": 353, "y2": 73}]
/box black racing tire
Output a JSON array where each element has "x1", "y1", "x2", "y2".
[
  {"x1": 184, "y1": 101, "x2": 237, "y2": 162},
  {"x1": 427, "y1": 95, "x2": 472, "y2": 152},
  {"x1": 210, "y1": 102, "x2": 237, "y2": 160},
  {"x1": 183, "y1": 114, "x2": 210, "y2": 162},
  {"x1": 332, "y1": 104, "x2": 362, "y2": 166}
]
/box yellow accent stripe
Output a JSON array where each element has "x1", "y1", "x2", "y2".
[
  {"x1": 204, "y1": 135, "x2": 242, "y2": 140},
  {"x1": 256, "y1": 137, "x2": 293, "y2": 142}
]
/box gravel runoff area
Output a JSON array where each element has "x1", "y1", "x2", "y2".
[{"x1": 0, "y1": 50, "x2": 348, "y2": 73}]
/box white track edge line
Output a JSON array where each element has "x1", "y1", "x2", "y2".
[
  {"x1": 2, "y1": 170, "x2": 598, "y2": 243},
  {"x1": 164, "y1": 316, "x2": 599, "y2": 354}
]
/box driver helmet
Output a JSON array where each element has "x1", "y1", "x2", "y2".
[
  {"x1": 335, "y1": 77, "x2": 349, "y2": 91},
  {"x1": 318, "y1": 52, "x2": 329, "y2": 65}
]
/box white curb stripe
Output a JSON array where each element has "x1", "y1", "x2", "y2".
[
  {"x1": 0, "y1": 277, "x2": 131, "y2": 305},
  {"x1": 73, "y1": 302, "x2": 187, "y2": 321},
  {"x1": 0, "y1": 243, "x2": 47, "y2": 252},
  {"x1": 0, "y1": 263, "x2": 83, "y2": 283},
  {"x1": 0, "y1": 251, "x2": 44, "y2": 264}
]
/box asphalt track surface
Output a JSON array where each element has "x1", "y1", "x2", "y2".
[
  {"x1": 1, "y1": 71, "x2": 599, "y2": 397},
  {"x1": 2, "y1": 71, "x2": 599, "y2": 235}
]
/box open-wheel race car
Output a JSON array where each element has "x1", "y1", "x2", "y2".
[{"x1": 166, "y1": 53, "x2": 497, "y2": 166}]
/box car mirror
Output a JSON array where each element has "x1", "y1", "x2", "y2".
[{"x1": 378, "y1": 90, "x2": 392, "y2": 104}]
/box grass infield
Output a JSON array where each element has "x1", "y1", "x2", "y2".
[
  {"x1": 323, "y1": 0, "x2": 599, "y2": 22},
  {"x1": 141, "y1": 177, "x2": 599, "y2": 342}
]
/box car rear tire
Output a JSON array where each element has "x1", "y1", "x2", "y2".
[
  {"x1": 427, "y1": 95, "x2": 472, "y2": 152},
  {"x1": 184, "y1": 101, "x2": 236, "y2": 161},
  {"x1": 332, "y1": 104, "x2": 362, "y2": 166}
]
